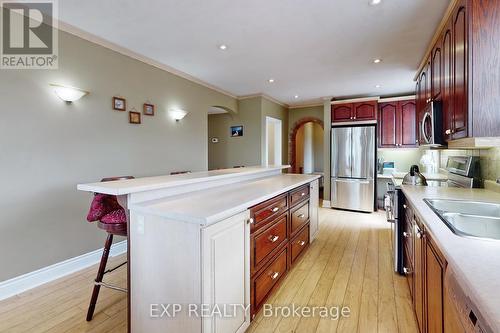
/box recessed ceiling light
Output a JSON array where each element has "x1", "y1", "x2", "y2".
[
  {"x1": 375, "y1": 84, "x2": 381, "y2": 88},
  {"x1": 369, "y1": 0, "x2": 382, "y2": 5},
  {"x1": 373, "y1": 58, "x2": 382, "y2": 63},
  {"x1": 268, "y1": 78, "x2": 275, "y2": 83},
  {"x1": 294, "y1": 95, "x2": 299, "y2": 99},
  {"x1": 218, "y1": 44, "x2": 227, "y2": 50}
]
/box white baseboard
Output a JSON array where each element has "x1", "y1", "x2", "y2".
[
  {"x1": 0, "y1": 240, "x2": 127, "y2": 301},
  {"x1": 322, "y1": 200, "x2": 331, "y2": 208}
]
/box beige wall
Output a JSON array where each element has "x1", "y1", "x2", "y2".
[
  {"x1": 377, "y1": 149, "x2": 424, "y2": 173},
  {"x1": 208, "y1": 96, "x2": 288, "y2": 170},
  {"x1": 208, "y1": 97, "x2": 261, "y2": 169},
  {"x1": 288, "y1": 105, "x2": 324, "y2": 134},
  {"x1": 0, "y1": 28, "x2": 237, "y2": 281}
]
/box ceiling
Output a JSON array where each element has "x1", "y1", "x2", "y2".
[{"x1": 57, "y1": 0, "x2": 449, "y2": 106}]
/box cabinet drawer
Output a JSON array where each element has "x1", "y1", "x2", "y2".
[
  {"x1": 253, "y1": 248, "x2": 288, "y2": 310},
  {"x1": 250, "y1": 194, "x2": 288, "y2": 233},
  {"x1": 289, "y1": 185, "x2": 309, "y2": 208},
  {"x1": 291, "y1": 201, "x2": 309, "y2": 235},
  {"x1": 252, "y1": 214, "x2": 288, "y2": 271},
  {"x1": 291, "y1": 225, "x2": 309, "y2": 264}
]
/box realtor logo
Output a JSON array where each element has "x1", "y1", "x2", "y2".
[{"x1": 1, "y1": 0, "x2": 58, "y2": 69}]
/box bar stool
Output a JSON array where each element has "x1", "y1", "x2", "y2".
[{"x1": 86, "y1": 176, "x2": 134, "y2": 321}]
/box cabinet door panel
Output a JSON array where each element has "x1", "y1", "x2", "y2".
[
  {"x1": 331, "y1": 104, "x2": 353, "y2": 122},
  {"x1": 378, "y1": 102, "x2": 397, "y2": 147},
  {"x1": 453, "y1": 3, "x2": 468, "y2": 139},
  {"x1": 400, "y1": 100, "x2": 417, "y2": 147},
  {"x1": 426, "y1": 239, "x2": 445, "y2": 333},
  {"x1": 432, "y1": 43, "x2": 442, "y2": 100},
  {"x1": 202, "y1": 211, "x2": 251, "y2": 333},
  {"x1": 353, "y1": 101, "x2": 377, "y2": 120},
  {"x1": 442, "y1": 25, "x2": 454, "y2": 141},
  {"x1": 414, "y1": 222, "x2": 425, "y2": 333}
]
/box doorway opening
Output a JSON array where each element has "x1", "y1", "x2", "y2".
[{"x1": 264, "y1": 116, "x2": 282, "y2": 166}]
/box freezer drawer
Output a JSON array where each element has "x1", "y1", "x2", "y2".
[{"x1": 331, "y1": 178, "x2": 374, "y2": 212}]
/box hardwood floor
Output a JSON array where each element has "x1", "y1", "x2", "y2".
[{"x1": 0, "y1": 208, "x2": 418, "y2": 333}]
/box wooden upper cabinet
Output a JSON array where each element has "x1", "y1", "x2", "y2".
[
  {"x1": 353, "y1": 101, "x2": 377, "y2": 120},
  {"x1": 331, "y1": 101, "x2": 377, "y2": 123},
  {"x1": 441, "y1": 22, "x2": 454, "y2": 141},
  {"x1": 378, "y1": 102, "x2": 397, "y2": 148},
  {"x1": 400, "y1": 100, "x2": 417, "y2": 147},
  {"x1": 378, "y1": 99, "x2": 417, "y2": 148},
  {"x1": 452, "y1": 2, "x2": 468, "y2": 140},
  {"x1": 431, "y1": 42, "x2": 442, "y2": 101},
  {"x1": 331, "y1": 104, "x2": 353, "y2": 122}
]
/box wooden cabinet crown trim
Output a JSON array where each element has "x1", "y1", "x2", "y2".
[{"x1": 413, "y1": 0, "x2": 460, "y2": 80}]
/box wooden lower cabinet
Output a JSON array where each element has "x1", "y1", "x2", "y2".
[
  {"x1": 426, "y1": 236, "x2": 446, "y2": 333},
  {"x1": 249, "y1": 183, "x2": 316, "y2": 319},
  {"x1": 403, "y1": 198, "x2": 449, "y2": 333}
]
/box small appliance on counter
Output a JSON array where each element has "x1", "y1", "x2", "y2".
[
  {"x1": 382, "y1": 161, "x2": 395, "y2": 175},
  {"x1": 402, "y1": 165, "x2": 428, "y2": 186}
]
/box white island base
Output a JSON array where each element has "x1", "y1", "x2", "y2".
[{"x1": 78, "y1": 166, "x2": 320, "y2": 333}]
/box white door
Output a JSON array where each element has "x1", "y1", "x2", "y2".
[
  {"x1": 265, "y1": 117, "x2": 282, "y2": 166},
  {"x1": 201, "y1": 210, "x2": 251, "y2": 333}
]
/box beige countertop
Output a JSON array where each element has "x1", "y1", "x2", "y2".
[
  {"x1": 401, "y1": 185, "x2": 500, "y2": 331},
  {"x1": 129, "y1": 174, "x2": 320, "y2": 225}
]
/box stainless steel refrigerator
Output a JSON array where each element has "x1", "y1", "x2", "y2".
[{"x1": 331, "y1": 125, "x2": 376, "y2": 212}]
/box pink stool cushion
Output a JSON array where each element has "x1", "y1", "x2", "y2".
[
  {"x1": 86, "y1": 194, "x2": 123, "y2": 222},
  {"x1": 100, "y1": 208, "x2": 127, "y2": 224}
]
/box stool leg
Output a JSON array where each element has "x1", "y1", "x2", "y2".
[{"x1": 86, "y1": 233, "x2": 113, "y2": 321}]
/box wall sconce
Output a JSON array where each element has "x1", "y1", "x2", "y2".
[
  {"x1": 169, "y1": 109, "x2": 189, "y2": 122},
  {"x1": 50, "y1": 84, "x2": 89, "y2": 103}
]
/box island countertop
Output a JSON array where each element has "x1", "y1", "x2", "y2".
[
  {"x1": 77, "y1": 165, "x2": 289, "y2": 195},
  {"x1": 128, "y1": 173, "x2": 320, "y2": 225},
  {"x1": 401, "y1": 185, "x2": 500, "y2": 332}
]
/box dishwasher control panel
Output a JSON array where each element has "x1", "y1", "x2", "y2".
[{"x1": 445, "y1": 269, "x2": 493, "y2": 333}]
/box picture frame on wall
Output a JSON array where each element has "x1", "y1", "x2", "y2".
[
  {"x1": 113, "y1": 97, "x2": 126, "y2": 111},
  {"x1": 230, "y1": 125, "x2": 243, "y2": 137},
  {"x1": 129, "y1": 111, "x2": 141, "y2": 124},
  {"x1": 143, "y1": 103, "x2": 155, "y2": 116}
]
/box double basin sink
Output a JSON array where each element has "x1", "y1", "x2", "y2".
[{"x1": 424, "y1": 199, "x2": 500, "y2": 240}]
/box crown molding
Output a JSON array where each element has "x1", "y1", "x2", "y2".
[
  {"x1": 331, "y1": 96, "x2": 380, "y2": 105},
  {"x1": 379, "y1": 95, "x2": 416, "y2": 102},
  {"x1": 56, "y1": 21, "x2": 238, "y2": 99},
  {"x1": 238, "y1": 93, "x2": 289, "y2": 108},
  {"x1": 288, "y1": 102, "x2": 324, "y2": 109}
]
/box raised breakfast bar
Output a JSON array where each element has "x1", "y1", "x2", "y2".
[{"x1": 78, "y1": 166, "x2": 320, "y2": 333}]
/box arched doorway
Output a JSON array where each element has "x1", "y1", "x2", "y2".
[{"x1": 289, "y1": 117, "x2": 324, "y2": 174}]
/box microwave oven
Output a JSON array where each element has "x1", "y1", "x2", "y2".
[{"x1": 420, "y1": 101, "x2": 445, "y2": 147}]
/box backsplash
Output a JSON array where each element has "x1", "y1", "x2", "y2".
[{"x1": 440, "y1": 148, "x2": 500, "y2": 181}]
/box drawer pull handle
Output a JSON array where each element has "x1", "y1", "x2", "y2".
[
  {"x1": 270, "y1": 272, "x2": 279, "y2": 280},
  {"x1": 301, "y1": 192, "x2": 306, "y2": 196},
  {"x1": 403, "y1": 232, "x2": 410, "y2": 238},
  {"x1": 268, "y1": 235, "x2": 280, "y2": 243},
  {"x1": 298, "y1": 214, "x2": 305, "y2": 219},
  {"x1": 299, "y1": 240, "x2": 306, "y2": 246},
  {"x1": 403, "y1": 204, "x2": 407, "y2": 209},
  {"x1": 403, "y1": 267, "x2": 412, "y2": 275},
  {"x1": 271, "y1": 207, "x2": 279, "y2": 213},
  {"x1": 247, "y1": 218, "x2": 254, "y2": 225}
]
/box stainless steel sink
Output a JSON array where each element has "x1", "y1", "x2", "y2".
[{"x1": 424, "y1": 199, "x2": 500, "y2": 240}]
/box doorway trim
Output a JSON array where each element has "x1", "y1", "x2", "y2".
[
  {"x1": 264, "y1": 116, "x2": 282, "y2": 166},
  {"x1": 289, "y1": 117, "x2": 324, "y2": 173}
]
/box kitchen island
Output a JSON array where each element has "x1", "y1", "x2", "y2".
[{"x1": 78, "y1": 166, "x2": 320, "y2": 333}]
